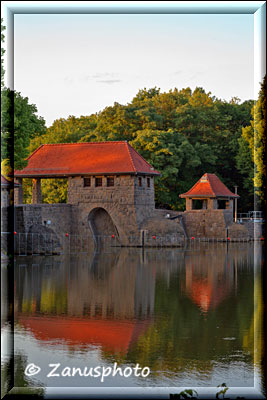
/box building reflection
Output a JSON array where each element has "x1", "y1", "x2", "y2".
[
  {"x1": 15, "y1": 248, "x2": 161, "y2": 354},
  {"x1": 182, "y1": 246, "x2": 235, "y2": 313},
  {"x1": 14, "y1": 243, "x2": 255, "y2": 362}
]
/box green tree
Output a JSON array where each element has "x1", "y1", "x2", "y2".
[
  {"x1": 29, "y1": 114, "x2": 98, "y2": 153},
  {"x1": 24, "y1": 85, "x2": 254, "y2": 210},
  {"x1": 130, "y1": 129, "x2": 216, "y2": 209},
  {"x1": 1, "y1": 89, "x2": 46, "y2": 169},
  {"x1": 251, "y1": 76, "x2": 266, "y2": 204},
  {"x1": 238, "y1": 76, "x2": 266, "y2": 206}
]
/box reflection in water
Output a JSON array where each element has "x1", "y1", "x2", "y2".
[
  {"x1": 12, "y1": 242, "x2": 265, "y2": 394},
  {"x1": 182, "y1": 248, "x2": 235, "y2": 313}
]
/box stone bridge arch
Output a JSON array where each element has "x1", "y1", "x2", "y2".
[{"x1": 88, "y1": 207, "x2": 120, "y2": 242}]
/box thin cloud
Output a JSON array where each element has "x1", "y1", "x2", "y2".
[
  {"x1": 92, "y1": 72, "x2": 118, "y2": 79},
  {"x1": 172, "y1": 70, "x2": 183, "y2": 75},
  {"x1": 96, "y1": 79, "x2": 121, "y2": 84}
]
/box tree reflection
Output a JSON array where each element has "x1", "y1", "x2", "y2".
[{"x1": 13, "y1": 243, "x2": 262, "y2": 384}]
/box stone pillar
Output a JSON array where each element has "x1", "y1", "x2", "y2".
[
  {"x1": 32, "y1": 178, "x2": 42, "y2": 204},
  {"x1": 207, "y1": 198, "x2": 217, "y2": 209},
  {"x1": 186, "y1": 198, "x2": 192, "y2": 211},
  {"x1": 14, "y1": 178, "x2": 23, "y2": 204}
]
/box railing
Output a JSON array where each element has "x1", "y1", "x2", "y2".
[
  {"x1": 2, "y1": 231, "x2": 262, "y2": 258},
  {"x1": 237, "y1": 212, "x2": 264, "y2": 223}
]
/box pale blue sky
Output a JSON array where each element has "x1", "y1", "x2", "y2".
[{"x1": 13, "y1": 13, "x2": 254, "y2": 127}]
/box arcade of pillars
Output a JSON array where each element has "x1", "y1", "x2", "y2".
[
  {"x1": 185, "y1": 197, "x2": 233, "y2": 211},
  {"x1": 15, "y1": 178, "x2": 42, "y2": 204}
]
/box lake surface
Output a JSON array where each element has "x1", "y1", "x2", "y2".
[{"x1": 1, "y1": 241, "x2": 266, "y2": 398}]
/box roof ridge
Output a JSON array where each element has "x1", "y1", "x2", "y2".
[
  {"x1": 206, "y1": 174, "x2": 216, "y2": 196},
  {"x1": 41, "y1": 141, "x2": 127, "y2": 146},
  {"x1": 209, "y1": 173, "x2": 237, "y2": 197},
  {"x1": 183, "y1": 174, "x2": 204, "y2": 195},
  {"x1": 125, "y1": 142, "x2": 137, "y2": 173},
  {"x1": 26, "y1": 144, "x2": 44, "y2": 161},
  {"x1": 127, "y1": 142, "x2": 156, "y2": 171}
]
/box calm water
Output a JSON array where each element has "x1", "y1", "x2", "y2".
[{"x1": 1, "y1": 241, "x2": 266, "y2": 398}]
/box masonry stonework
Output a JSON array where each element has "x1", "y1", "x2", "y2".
[
  {"x1": 66, "y1": 174, "x2": 156, "y2": 244},
  {"x1": 12, "y1": 142, "x2": 254, "y2": 247},
  {"x1": 183, "y1": 210, "x2": 238, "y2": 239}
]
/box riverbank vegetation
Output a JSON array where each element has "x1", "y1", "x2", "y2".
[{"x1": 20, "y1": 83, "x2": 267, "y2": 211}]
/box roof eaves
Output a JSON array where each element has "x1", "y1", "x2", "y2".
[
  {"x1": 179, "y1": 194, "x2": 216, "y2": 198},
  {"x1": 13, "y1": 171, "x2": 155, "y2": 178}
]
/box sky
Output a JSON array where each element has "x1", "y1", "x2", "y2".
[{"x1": 12, "y1": 13, "x2": 254, "y2": 127}]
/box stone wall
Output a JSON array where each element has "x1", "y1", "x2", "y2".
[
  {"x1": 182, "y1": 209, "x2": 254, "y2": 240},
  {"x1": 1, "y1": 189, "x2": 11, "y2": 234},
  {"x1": 67, "y1": 174, "x2": 156, "y2": 244},
  {"x1": 15, "y1": 204, "x2": 74, "y2": 236},
  {"x1": 183, "y1": 210, "x2": 233, "y2": 239},
  {"x1": 1, "y1": 188, "x2": 10, "y2": 208},
  {"x1": 140, "y1": 213, "x2": 185, "y2": 247},
  {"x1": 227, "y1": 223, "x2": 250, "y2": 240},
  {"x1": 14, "y1": 204, "x2": 78, "y2": 254},
  {"x1": 242, "y1": 220, "x2": 264, "y2": 239},
  {"x1": 12, "y1": 180, "x2": 257, "y2": 249}
]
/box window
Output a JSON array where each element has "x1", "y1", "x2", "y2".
[
  {"x1": 83, "y1": 177, "x2": 91, "y2": 187},
  {"x1": 138, "y1": 177, "x2": 142, "y2": 187},
  {"x1": 147, "y1": 177, "x2": 150, "y2": 188},
  {"x1": 95, "y1": 177, "x2": 102, "y2": 187},
  {"x1": 107, "y1": 177, "x2": 114, "y2": 187},
  {"x1": 217, "y1": 199, "x2": 227, "y2": 209},
  {"x1": 192, "y1": 199, "x2": 207, "y2": 210}
]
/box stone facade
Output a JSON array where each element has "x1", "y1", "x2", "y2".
[
  {"x1": 67, "y1": 174, "x2": 156, "y2": 244},
  {"x1": 13, "y1": 174, "x2": 188, "y2": 249},
  {"x1": 12, "y1": 171, "x2": 255, "y2": 248},
  {"x1": 227, "y1": 223, "x2": 251, "y2": 241},
  {"x1": 14, "y1": 204, "x2": 75, "y2": 252},
  {"x1": 183, "y1": 209, "x2": 234, "y2": 239},
  {"x1": 15, "y1": 204, "x2": 74, "y2": 235}
]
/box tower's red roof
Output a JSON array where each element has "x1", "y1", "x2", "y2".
[
  {"x1": 14, "y1": 141, "x2": 160, "y2": 177},
  {"x1": 180, "y1": 173, "x2": 239, "y2": 198}
]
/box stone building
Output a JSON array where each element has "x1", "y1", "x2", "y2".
[
  {"x1": 180, "y1": 173, "x2": 249, "y2": 239},
  {"x1": 180, "y1": 173, "x2": 239, "y2": 212},
  {"x1": 14, "y1": 141, "x2": 184, "y2": 247},
  {"x1": 13, "y1": 145, "x2": 253, "y2": 249}
]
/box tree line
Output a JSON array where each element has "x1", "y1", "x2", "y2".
[{"x1": 1, "y1": 21, "x2": 265, "y2": 211}]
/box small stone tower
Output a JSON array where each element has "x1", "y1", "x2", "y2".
[{"x1": 180, "y1": 173, "x2": 239, "y2": 238}]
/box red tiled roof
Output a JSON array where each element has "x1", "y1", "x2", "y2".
[
  {"x1": 14, "y1": 141, "x2": 160, "y2": 177},
  {"x1": 180, "y1": 173, "x2": 239, "y2": 198}
]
